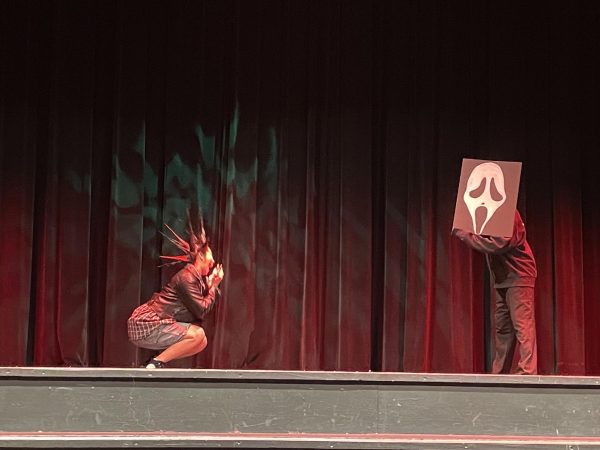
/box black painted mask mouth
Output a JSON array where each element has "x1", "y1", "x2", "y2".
[{"x1": 474, "y1": 206, "x2": 489, "y2": 235}]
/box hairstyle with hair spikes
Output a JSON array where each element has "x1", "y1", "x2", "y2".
[{"x1": 159, "y1": 205, "x2": 209, "y2": 268}]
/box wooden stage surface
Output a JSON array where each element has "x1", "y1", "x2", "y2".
[{"x1": 1, "y1": 368, "x2": 599, "y2": 448}]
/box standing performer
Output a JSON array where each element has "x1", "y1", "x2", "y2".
[
  {"x1": 127, "y1": 210, "x2": 224, "y2": 368},
  {"x1": 453, "y1": 210, "x2": 538, "y2": 375}
]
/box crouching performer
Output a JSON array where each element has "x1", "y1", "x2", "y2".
[{"x1": 127, "y1": 210, "x2": 224, "y2": 368}]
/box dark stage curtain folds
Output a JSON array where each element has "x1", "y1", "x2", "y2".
[{"x1": 1, "y1": 0, "x2": 599, "y2": 374}]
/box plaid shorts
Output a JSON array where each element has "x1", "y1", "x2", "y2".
[
  {"x1": 127, "y1": 302, "x2": 190, "y2": 350},
  {"x1": 129, "y1": 320, "x2": 191, "y2": 350}
]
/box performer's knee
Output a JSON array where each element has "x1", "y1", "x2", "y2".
[
  {"x1": 495, "y1": 321, "x2": 514, "y2": 335},
  {"x1": 191, "y1": 327, "x2": 207, "y2": 352}
]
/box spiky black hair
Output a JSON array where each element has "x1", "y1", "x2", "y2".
[{"x1": 159, "y1": 206, "x2": 209, "y2": 267}]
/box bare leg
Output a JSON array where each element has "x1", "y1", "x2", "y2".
[{"x1": 154, "y1": 325, "x2": 207, "y2": 363}]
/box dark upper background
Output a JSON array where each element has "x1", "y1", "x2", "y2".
[{"x1": 0, "y1": 0, "x2": 598, "y2": 374}]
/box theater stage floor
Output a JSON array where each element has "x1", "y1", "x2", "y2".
[{"x1": 1, "y1": 368, "x2": 599, "y2": 448}]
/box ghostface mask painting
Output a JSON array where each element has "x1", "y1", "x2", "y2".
[{"x1": 453, "y1": 158, "x2": 522, "y2": 238}]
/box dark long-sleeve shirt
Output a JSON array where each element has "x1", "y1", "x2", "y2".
[{"x1": 454, "y1": 210, "x2": 537, "y2": 288}]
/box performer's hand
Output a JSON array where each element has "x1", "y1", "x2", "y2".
[{"x1": 209, "y1": 263, "x2": 224, "y2": 287}]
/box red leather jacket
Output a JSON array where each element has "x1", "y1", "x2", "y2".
[{"x1": 147, "y1": 264, "x2": 219, "y2": 322}]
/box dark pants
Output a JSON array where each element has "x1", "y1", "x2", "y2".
[{"x1": 492, "y1": 286, "x2": 538, "y2": 375}]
